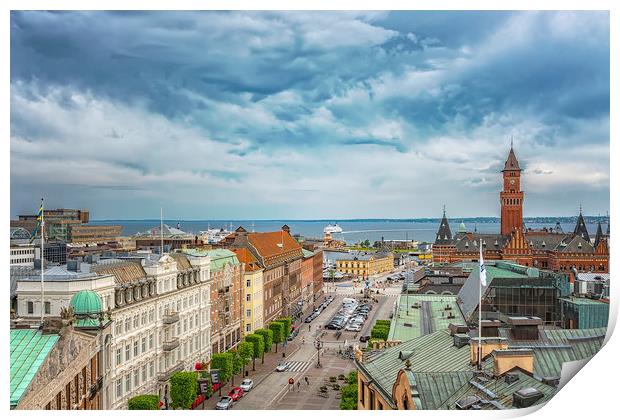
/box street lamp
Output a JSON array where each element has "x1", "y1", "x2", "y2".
[{"x1": 314, "y1": 338, "x2": 323, "y2": 368}]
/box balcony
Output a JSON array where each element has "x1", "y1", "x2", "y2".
[
  {"x1": 157, "y1": 361, "x2": 185, "y2": 382},
  {"x1": 163, "y1": 312, "x2": 180, "y2": 325},
  {"x1": 163, "y1": 338, "x2": 180, "y2": 352}
]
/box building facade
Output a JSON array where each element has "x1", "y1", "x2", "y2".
[
  {"x1": 14, "y1": 252, "x2": 212, "y2": 410},
  {"x1": 219, "y1": 226, "x2": 304, "y2": 324},
  {"x1": 181, "y1": 249, "x2": 243, "y2": 355},
  {"x1": 336, "y1": 251, "x2": 395, "y2": 277},
  {"x1": 233, "y1": 248, "x2": 265, "y2": 335},
  {"x1": 432, "y1": 145, "x2": 610, "y2": 273},
  {"x1": 10, "y1": 245, "x2": 36, "y2": 268}
]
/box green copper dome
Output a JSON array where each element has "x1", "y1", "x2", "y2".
[
  {"x1": 458, "y1": 222, "x2": 467, "y2": 233},
  {"x1": 70, "y1": 290, "x2": 102, "y2": 315}
]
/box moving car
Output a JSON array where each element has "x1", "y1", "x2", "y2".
[
  {"x1": 215, "y1": 396, "x2": 234, "y2": 410},
  {"x1": 359, "y1": 335, "x2": 371, "y2": 342},
  {"x1": 275, "y1": 361, "x2": 288, "y2": 372},
  {"x1": 240, "y1": 379, "x2": 254, "y2": 392},
  {"x1": 228, "y1": 387, "x2": 244, "y2": 401}
]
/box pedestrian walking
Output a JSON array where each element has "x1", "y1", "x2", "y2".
[
  {"x1": 309, "y1": 324, "x2": 311, "y2": 331},
  {"x1": 305, "y1": 376, "x2": 309, "y2": 386},
  {"x1": 297, "y1": 381, "x2": 301, "y2": 392},
  {"x1": 302, "y1": 337, "x2": 305, "y2": 345}
]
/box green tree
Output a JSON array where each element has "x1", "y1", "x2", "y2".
[
  {"x1": 244, "y1": 334, "x2": 264, "y2": 370},
  {"x1": 210, "y1": 352, "x2": 234, "y2": 385},
  {"x1": 254, "y1": 328, "x2": 274, "y2": 359},
  {"x1": 269, "y1": 321, "x2": 286, "y2": 352},
  {"x1": 237, "y1": 341, "x2": 254, "y2": 376},
  {"x1": 347, "y1": 370, "x2": 358, "y2": 385},
  {"x1": 170, "y1": 372, "x2": 198, "y2": 410},
  {"x1": 371, "y1": 325, "x2": 390, "y2": 341},
  {"x1": 128, "y1": 395, "x2": 160, "y2": 410},
  {"x1": 276, "y1": 317, "x2": 292, "y2": 336},
  {"x1": 227, "y1": 349, "x2": 243, "y2": 386}
]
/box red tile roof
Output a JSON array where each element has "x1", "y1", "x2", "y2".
[
  {"x1": 248, "y1": 230, "x2": 302, "y2": 259},
  {"x1": 232, "y1": 248, "x2": 262, "y2": 272}
]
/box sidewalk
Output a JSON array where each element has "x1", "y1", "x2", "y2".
[{"x1": 201, "y1": 340, "x2": 302, "y2": 409}]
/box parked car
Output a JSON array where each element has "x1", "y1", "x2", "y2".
[
  {"x1": 240, "y1": 379, "x2": 254, "y2": 392},
  {"x1": 359, "y1": 335, "x2": 371, "y2": 342},
  {"x1": 228, "y1": 387, "x2": 244, "y2": 401},
  {"x1": 275, "y1": 361, "x2": 288, "y2": 372},
  {"x1": 345, "y1": 324, "x2": 362, "y2": 332},
  {"x1": 215, "y1": 396, "x2": 234, "y2": 410}
]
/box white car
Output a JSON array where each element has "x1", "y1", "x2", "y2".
[
  {"x1": 215, "y1": 396, "x2": 234, "y2": 410},
  {"x1": 345, "y1": 323, "x2": 362, "y2": 332},
  {"x1": 275, "y1": 361, "x2": 288, "y2": 372},
  {"x1": 240, "y1": 378, "x2": 254, "y2": 392}
]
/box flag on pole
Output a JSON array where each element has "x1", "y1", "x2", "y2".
[
  {"x1": 29, "y1": 199, "x2": 44, "y2": 244},
  {"x1": 479, "y1": 242, "x2": 487, "y2": 286}
]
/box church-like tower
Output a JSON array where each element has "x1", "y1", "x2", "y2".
[{"x1": 500, "y1": 143, "x2": 524, "y2": 236}]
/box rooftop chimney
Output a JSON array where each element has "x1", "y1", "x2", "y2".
[
  {"x1": 507, "y1": 317, "x2": 542, "y2": 341},
  {"x1": 281, "y1": 224, "x2": 290, "y2": 233},
  {"x1": 470, "y1": 337, "x2": 508, "y2": 365},
  {"x1": 480, "y1": 319, "x2": 501, "y2": 337}
]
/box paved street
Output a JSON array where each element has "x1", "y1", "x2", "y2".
[{"x1": 201, "y1": 265, "x2": 408, "y2": 410}]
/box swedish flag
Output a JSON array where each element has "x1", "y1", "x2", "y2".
[{"x1": 28, "y1": 199, "x2": 44, "y2": 244}]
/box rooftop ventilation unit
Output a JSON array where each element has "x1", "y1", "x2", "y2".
[
  {"x1": 453, "y1": 334, "x2": 470, "y2": 348},
  {"x1": 455, "y1": 396, "x2": 480, "y2": 410},
  {"x1": 505, "y1": 372, "x2": 520, "y2": 384},
  {"x1": 512, "y1": 387, "x2": 544, "y2": 408}
]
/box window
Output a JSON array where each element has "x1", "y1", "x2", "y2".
[
  {"x1": 27, "y1": 301, "x2": 34, "y2": 314},
  {"x1": 141, "y1": 365, "x2": 147, "y2": 382},
  {"x1": 116, "y1": 348, "x2": 122, "y2": 366},
  {"x1": 246, "y1": 279, "x2": 251, "y2": 288},
  {"x1": 189, "y1": 316, "x2": 193, "y2": 330},
  {"x1": 360, "y1": 381, "x2": 365, "y2": 406},
  {"x1": 246, "y1": 309, "x2": 251, "y2": 318},
  {"x1": 149, "y1": 361, "x2": 154, "y2": 378},
  {"x1": 141, "y1": 312, "x2": 147, "y2": 325},
  {"x1": 125, "y1": 344, "x2": 130, "y2": 361},
  {"x1": 115, "y1": 322, "x2": 122, "y2": 335},
  {"x1": 246, "y1": 294, "x2": 251, "y2": 302},
  {"x1": 134, "y1": 369, "x2": 139, "y2": 387},
  {"x1": 124, "y1": 317, "x2": 130, "y2": 332},
  {"x1": 149, "y1": 333, "x2": 154, "y2": 350},
  {"x1": 125, "y1": 374, "x2": 131, "y2": 393},
  {"x1": 133, "y1": 315, "x2": 139, "y2": 329},
  {"x1": 44, "y1": 301, "x2": 51, "y2": 314},
  {"x1": 246, "y1": 324, "x2": 251, "y2": 332},
  {"x1": 141, "y1": 337, "x2": 146, "y2": 353},
  {"x1": 148, "y1": 309, "x2": 154, "y2": 323},
  {"x1": 134, "y1": 340, "x2": 139, "y2": 357}
]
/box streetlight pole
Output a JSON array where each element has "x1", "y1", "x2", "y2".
[{"x1": 314, "y1": 339, "x2": 323, "y2": 368}]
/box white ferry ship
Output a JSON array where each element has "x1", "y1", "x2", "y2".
[{"x1": 323, "y1": 223, "x2": 343, "y2": 235}]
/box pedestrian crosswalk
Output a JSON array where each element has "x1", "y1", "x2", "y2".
[{"x1": 285, "y1": 361, "x2": 311, "y2": 372}]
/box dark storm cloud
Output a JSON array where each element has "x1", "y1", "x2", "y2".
[{"x1": 10, "y1": 11, "x2": 610, "y2": 219}]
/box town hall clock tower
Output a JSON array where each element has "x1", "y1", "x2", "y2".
[{"x1": 500, "y1": 143, "x2": 524, "y2": 236}]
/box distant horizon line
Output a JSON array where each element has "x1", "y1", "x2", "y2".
[{"x1": 89, "y1": 215, "x2": 610, "y2": 223}]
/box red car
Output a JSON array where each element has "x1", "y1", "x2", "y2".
[{"x1": 228, "y1": 387, "x2": 244, "y2": 401}]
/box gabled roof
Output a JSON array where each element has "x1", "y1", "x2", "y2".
[
  {"x1": 435, "y1": 210, "x2": 453, "y2": 245},
  {"x1": 169, "y1": 253, "x2": 192, "y2": 271},
  {"x1": 573, "y1": 212, "x2": 590, "y2": 243},
  {"x1": 502, "y1": 145, "x2": 521, "y2": 172},
  {"x1": 11, "y1": 329, "x2": 60, "y2": 406},
  {"x1": 233, "y1": 248, "x2": 262, "y2": 272},
  {"x1": 562, "y1": 235, "x2": 594, "y2": 253},
  {"x1": 247, "y1": 230, "x2": 302, "y2": 260},
  {"x1": 454, "y1": 233, "x2": 509, "y2": 252},
  {"x1": 92, "y1": 260, "x2": 147, "y2": 284}
]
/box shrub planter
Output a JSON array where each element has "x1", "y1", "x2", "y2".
[{"x1": 329, "y1": 376, "x2": 337, "y2": 383}]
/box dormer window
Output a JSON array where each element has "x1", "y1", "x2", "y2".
[
  {"x1": 494, "y1": 240, "x2": 498, "y2": 247},
  {"x1": 541, "y1": 241, "x2": 546, "y2": 247}
]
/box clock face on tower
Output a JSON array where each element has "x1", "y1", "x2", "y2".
[{"x1": 510, "y1": 179, "x2": 515, "y2": 185}]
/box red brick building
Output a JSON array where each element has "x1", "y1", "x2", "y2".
[
  {"x1": 433, "y1": 145, "x2": 610, "y2": 273},
  {"x1": 219, "y1": 225, "x2": 304, "y2": 324}
]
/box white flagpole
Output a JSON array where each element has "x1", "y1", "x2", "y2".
[
  {"x1": 160, "y1": 207, "x2": 164, "y2": 254},
  {"x1": 478, "y1": 241, "x2": 487, "y2": 371},
  {"x1": 40, "y1": 198, "x2": 45, "y2": 324}
]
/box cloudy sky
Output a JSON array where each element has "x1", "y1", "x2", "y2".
[{"x1": 10, "y1": 11, "x2": 609, "y2": 220}]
